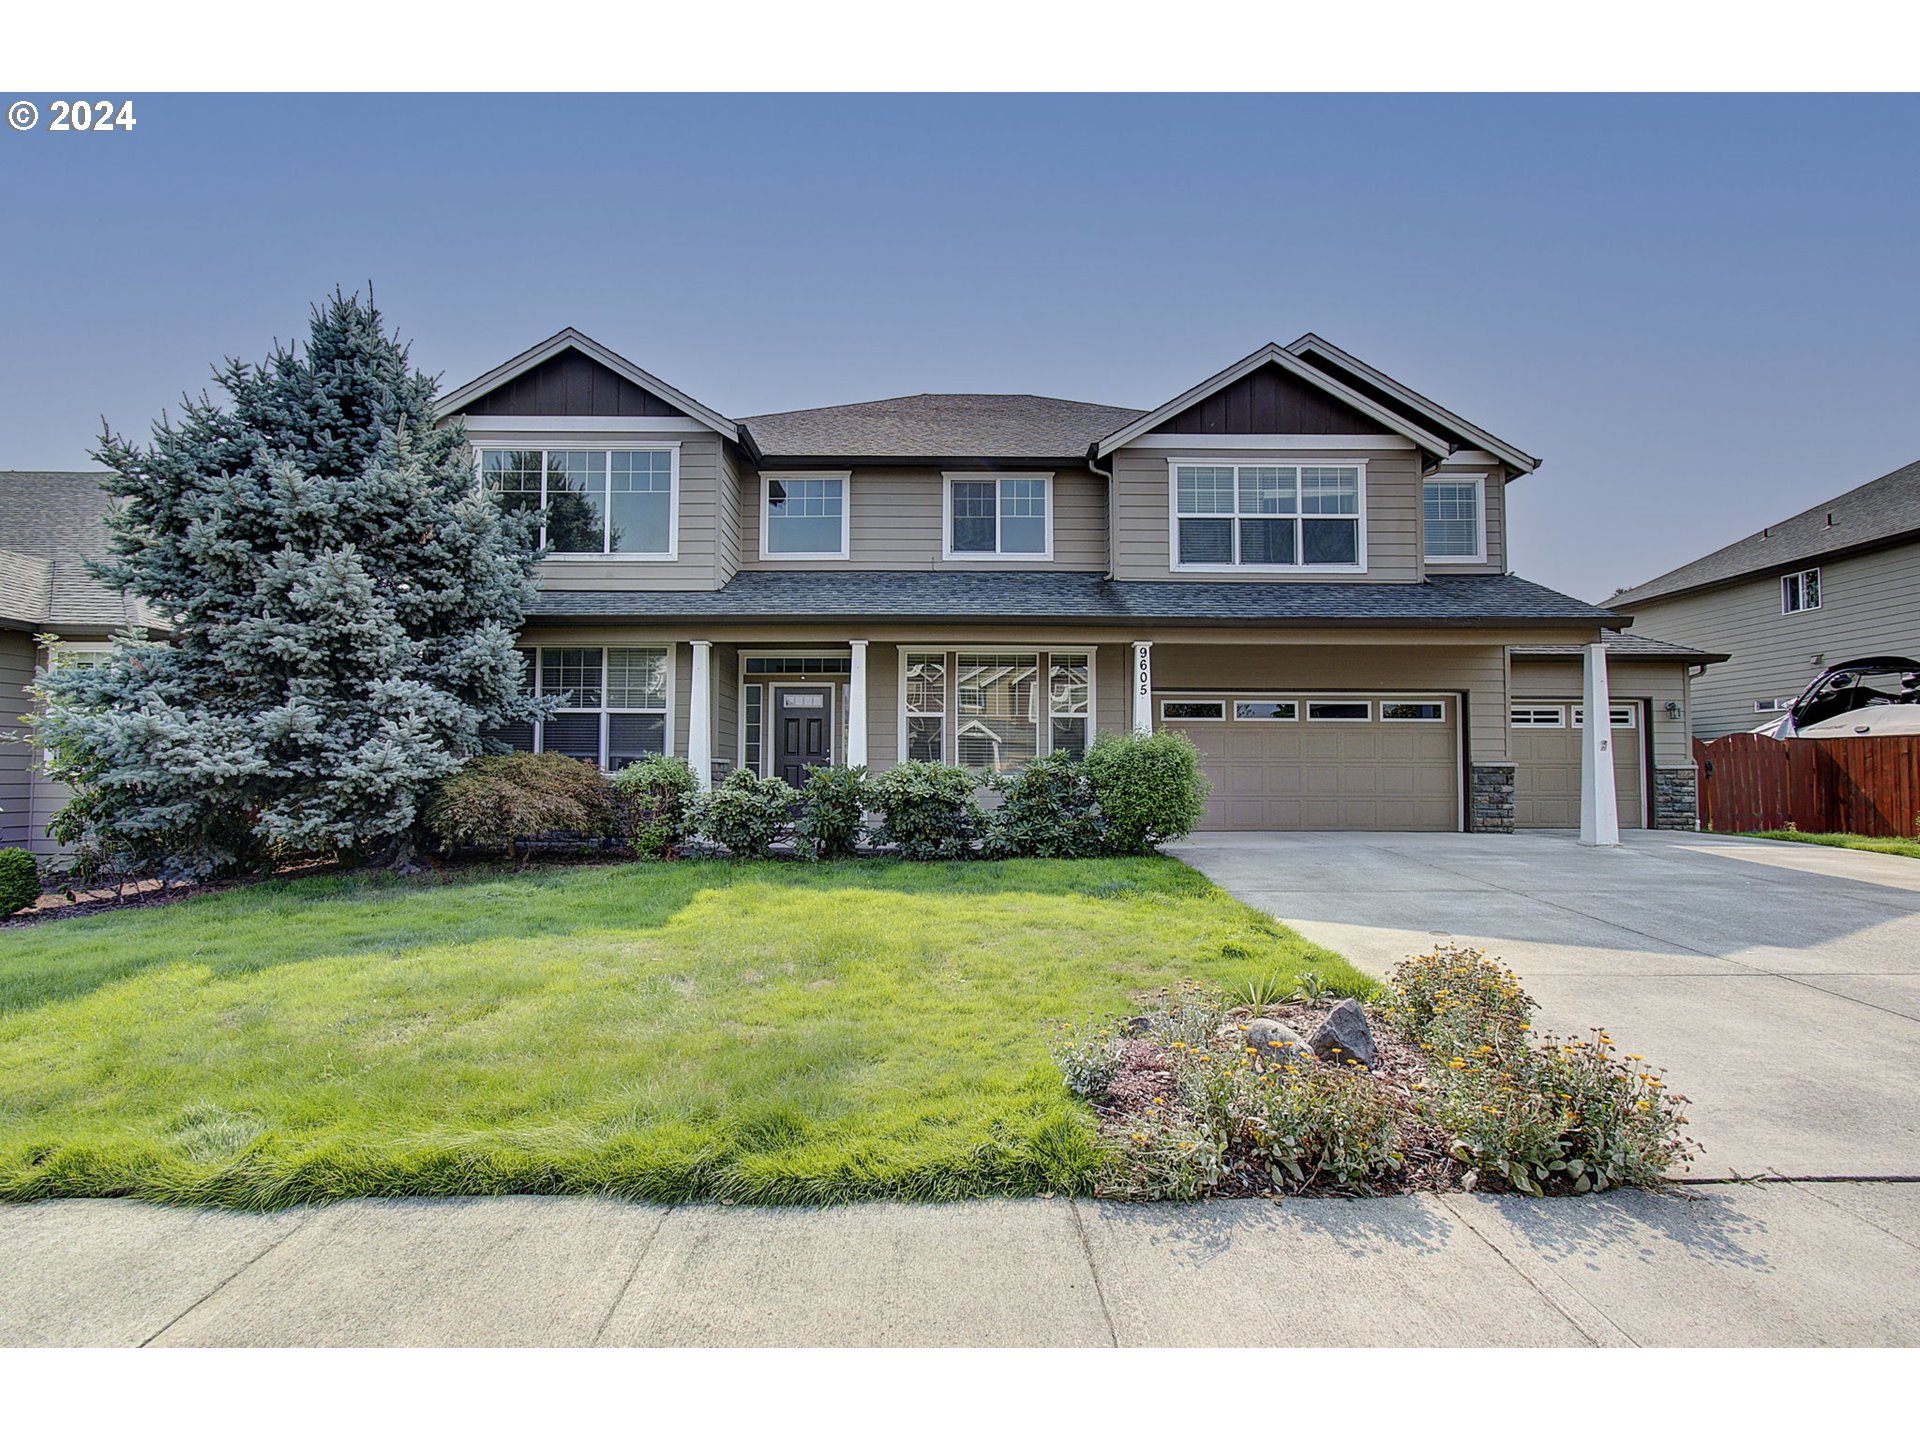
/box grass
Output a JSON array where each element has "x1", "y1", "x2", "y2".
[
  {"x1": 1741, "y1": 830, "x2": 1920, "y2": 860},
  {"x1": 0, "y1": 857, "x2": 1368, "y2": 1207}
]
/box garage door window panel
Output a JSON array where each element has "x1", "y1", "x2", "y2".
[
  {"x1": 1381, "y1": 700, "x2": 1446, "y2": 722},
  {"x1": 1234, "y1": 699, "x2": 1297, "y2": 721},
  {"x1": 1307, "y1": 700, "x2": 1371, "y2": 722},
  {"x1": 1162, "y1": 699, "x2": 1226, "y2": 721}
]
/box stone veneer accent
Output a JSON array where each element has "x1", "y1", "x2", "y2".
[
  {"x1": 1652, "y1": 766, "x2": 1699, "y2": 830},
  {"x1": 1468, "y1": 763, "x2": 1515, "y2": 834}
]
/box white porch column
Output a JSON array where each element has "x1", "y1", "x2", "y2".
[
  {"x1": 688, "y1": 640, "x2": 714, "y2": 791},
  {"x1": 1131, "y1": 641, "x2": 1154, "y2": 736},
  {"x1": 846, "y1": 640, "x2": 869, "y2": 769},
  {"x1": 1578, "y1": 640, "x2": 1620, "y2": 847}
]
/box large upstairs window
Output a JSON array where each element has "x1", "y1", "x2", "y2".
[
  {"x1": 946, "y1": 474, "x2": 1051, "y2": 558},
  {"x1": 1171, "y1": 461, "x2": 1364, "y2": 570},
  {"x1": 762, "y1": 472, "x2": 849, "y2": 558},
  {"x1": 479, "y1": 447, "x2": 677, "y2": 557}
]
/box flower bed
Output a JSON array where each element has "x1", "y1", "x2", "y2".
[{"x1": 1052, "y1": 946, "x2": 1698, "y2": 1200}]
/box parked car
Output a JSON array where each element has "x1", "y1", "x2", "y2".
[{"x1": 1754, "y1": 655, "x2": 1920, "y2": 737}]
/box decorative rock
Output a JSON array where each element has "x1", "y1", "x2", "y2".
[
  {"x1": 1244, "y1": 1018, "x2": 1312, "y2": 1072},
  {"x1": 1124, "y1": 1015, "x2": 1154, "y2": 1037},
  {"x1": 1308, "y1": 998, "x2": 1378, "y2": 1069}
]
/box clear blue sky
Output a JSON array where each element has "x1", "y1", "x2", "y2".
[{"x1": 3, "y1": 93, "x2": 1916, "y2": 601}]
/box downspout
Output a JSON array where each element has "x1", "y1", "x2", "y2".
[{"x1": 1086, "y1": 444, "x2": 1116, "y2": 580}]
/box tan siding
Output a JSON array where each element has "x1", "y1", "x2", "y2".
[
  {"x1": 866, "y1": 643, "x2": 901, "y2": 771},
  {"x1": 1625, "y1": 539, "x2": 1920, "y2": 739},
  {"x1": 0, "y1": 631, "x2": 35, "y2": 849},
  {"x1": 1150, "y1": 642, "x2": 1510, "y2": 762},
  {"x1": 1422, "y1": 462, "x2": 1509, "y2": 576},
  {"x1": 1509, "y1": 656, "x2": 1694, "y2": 769},
  {"x1": 715, "y1": 448, "x2": 744, "y2": 586},
  {"x1": 1110, "y1": 445, "x2": 1420, "y2": 583},
  {"x1": 712, "y1": 642, "x2": 739, "y2": 773},
  {"x1": 479, "y1": 432, "x2": 724, "y2": 592},
  {"x1": 737, "y1": 466, "x2": 1108, "y2": 571}
]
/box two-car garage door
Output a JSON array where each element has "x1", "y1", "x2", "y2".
[{"x1": 1157, "y1": 693, "x2": 1459, "y2": 831}]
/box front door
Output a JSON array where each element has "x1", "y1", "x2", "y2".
[{"x1": 774, "y1": 685, "x2": 833, "y2": 785}]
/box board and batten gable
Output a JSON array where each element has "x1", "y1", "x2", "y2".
[
  {"x1": 736, "y1": 465, "x2": 1109, "y2": 572},
  {"x1": 1624, "y1": 536, "x2": 1920, "y2": 739},
  {"x1": 456, "y1": 349, "x2": 691, "y2": 419}
]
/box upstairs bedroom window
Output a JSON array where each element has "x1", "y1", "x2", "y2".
[
  {"x1": 763, "y1": 472, "x2": 850, "y2": 559},
  {"x1": 1422, "y1": 474, "x2": 1486, "y2": 562},
  {"x1": 478, "y1": 447, "x2": 677, "y2": 558},
  {"x1": 946, "y1": 474, "x2": 1051, "y2": 558},
  {"x1": 1781, "y1": 567, "x2": 1821, "y2": 614},
  {"x1": 1171, "y1": 462, "x2": 1364, "y2": 569}
]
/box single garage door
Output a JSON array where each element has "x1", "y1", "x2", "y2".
[
  {"x1": 1158, "y1": 693, "x2": 1459, "y2": 831},
  {"x1": 1511, "y1": 700, "x2": 1645, "y2": 828}
]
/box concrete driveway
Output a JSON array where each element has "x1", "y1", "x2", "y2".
[{"x1": 1168, "y1": 830, "x2": 1920, "y2": 1180}]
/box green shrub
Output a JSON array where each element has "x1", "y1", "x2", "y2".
[
  {"x1": 1235, "y1": 1064, "x2": 1402, "y2": 1190},
  {"x1": 793, "y1": 765, "x2": 871, "y2": 860},
  {"x1": 1084, "y1": 731, "x2": 1209, "y2": 854},
  {"x1": 611, "y1": 755, "x2": 700, "y2": 859},
  {"x1": 0, "y1": 847, "x2": 40, "y2": 917},
  {"x1": 1381, "y1": 945, "x2": 1535, "y2": 1058},
  {"x1": 868, "y1": 761, "x2": 984, "y2": 861},
  {"x1": 1420, "y1": 1030, "x2": 1697, "y2": 1195},
  {"x1": 423, "y1": 752, "x2": 613, "y2": 858},
  {"x1": 983, "y1": 753, "x2": 1107, "y2": 858},
  {"x1": 694, "y1": 768, "x2": 797, "y2": 858}
]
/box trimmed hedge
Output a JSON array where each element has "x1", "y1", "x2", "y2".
[
  {"x1": 694, "y1": 768, "x2": 797, "y2": 859},
  {"x1": 794, "y1": 765, "x2": 871, "y2": 861},
  {"x1": 870, "y1": 761, "x2": 984, "y2": 861},
  {"x1": 985, "y1": 754, "x2": 1107, "y2": 859},
  {"x1": 0, "y1": 847, "x2": 40, "y2": 918},
  {"x1": 1084, "y1": 731, "x2": 1210, "y2": 854},
  {"x1": 612, "y1": 755, "x2": 700, "y2": 859}
]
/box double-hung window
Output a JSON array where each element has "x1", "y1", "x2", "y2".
[
  {"x1": 1172, "y1": 462, "x2": 1363, "y2": 569},
  {"x1": 1781, "y1": 568, "x2": 1821, "y2": 614},
  {"x1": 1423, "y1": 474, "x2": 1485, "y2": 562},
  {"x1": 488, "y1": 645, "x2": 671, "y2": 769},
  {"x1": 947, "y1": 474, "x2": 1051, "y2": 557},
  {"x1": 763, "y1": 473, "x2": 849, "y2": 558},
  {"x1": 478, "y1": 447, "x2": 677, "y2": 557}
]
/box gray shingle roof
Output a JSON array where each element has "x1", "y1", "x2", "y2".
[
  {"x1": 1512, "y1": 633, "x2": 1727, "y2": 663},
  {"x1": 742, "y1": 394, "x2": 1146, "y2": 461},
  {"x1": 0, "y1": 472, "x2": 150, "y2": 633},
  {"x1": 531, "y1": 571, "x2": 1622, "y2": 627},
  {"x1": 1611, "y1": 457, "x2": 1920, "y2": 607}
]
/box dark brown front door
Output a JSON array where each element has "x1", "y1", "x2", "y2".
[{"x1": 774, "y1": 686, "x2": 833, "y2": 785}]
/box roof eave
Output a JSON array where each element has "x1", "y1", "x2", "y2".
[{"x1": 1612, "y1": 524, "x2": 1920, "y2": 610}]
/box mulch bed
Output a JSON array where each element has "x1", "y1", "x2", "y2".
[{"x1": 1096, "y1": 996, "x2": 1463, "y2": 1198}]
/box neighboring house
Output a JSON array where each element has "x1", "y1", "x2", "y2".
[
  {"x1": 1611, "y1": 458, "x2": 1920, "y2": 740},
  {"x1": 0, "y1": 472, "x2": 160, "y2": 855},
  {"x1": 436, "y1": 328, "x2": 1710, "y2": 833}
]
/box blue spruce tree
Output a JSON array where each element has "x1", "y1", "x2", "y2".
[{"x1": 39, "y1": 291, "x2": 544, "y2": 876}]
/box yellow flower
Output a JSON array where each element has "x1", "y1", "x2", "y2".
[{"x1": 1448, "y1": 1058, "x2": 1468, "y2": 1069}]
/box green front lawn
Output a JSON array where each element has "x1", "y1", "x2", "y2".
[
  {"x1": 0, "y1": 858, "x2": 1366, "y2": 1207},
  {"x1": 1742, "y1": 831, "x2": 1920, "y2": 860}
]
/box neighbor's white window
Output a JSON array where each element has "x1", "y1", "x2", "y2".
[
  {"x1": 1422, "y1": 474, "x2": 1485, "y2": 562},
  {"x1": 904, "y1": 653, "x2": 946, "y2": 763},
  {"x1": 489, "y1": 645, "x2": 671, "y2": 769},
  {"x1": 479, "y1": 447, "x2": 677, "y2": 557},
  {"x1": 763, "y1": 473, "x2": 849, "y2": 558},
  {"x1": 956, "y1": 652, "x2": 1041, "y2": 775},
  {"x1": 1049, "y1": 653, "x2": 1091, "y2": 757},
  {"x1": 1172, "y1": 462, "x2": 1363, "y2": 569},
  {"x1": 947, "y1": 474, "x2": 1051, "y2": 557},
  {"x1": 1781, "y1": 567, "x2": 1821, "y2": 614}
]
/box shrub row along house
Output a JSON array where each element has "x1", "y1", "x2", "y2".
[{"x1": 2, "y1": 330, "x2": 1719, "y2": 850}]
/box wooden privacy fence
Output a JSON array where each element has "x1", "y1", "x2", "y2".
[{"x1": 1694, "y1": 733, "x2": 1920, "y2": 836}]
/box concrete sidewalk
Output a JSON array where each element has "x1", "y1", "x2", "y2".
[{"x1": 4, "y1": 1181, "x2": 1918, "y2": 1346}]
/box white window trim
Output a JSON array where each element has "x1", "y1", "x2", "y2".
[
  {"x1": 1422, "y1": 472, "x2": 1488, "y2": 565},
  {"x1": 940, "y1": 473, "x2": 1055, "y2": 561},
  {"x1": 1306, "y1": 700, "x2": 1374, "y2": 722},
  {"x1": 1160, "y1": 698, "x2": 1228, "y2": 722},
  {"x1": 739, "y1": 680, "x2": 764, "y2": 774},
  {"x1": 1510, "y1": 704, "x2": 1568, "y2": 728},
  {"x1": 475, "y1": 443, "x2": 681, "y2": 562},
  {"x1": 1232, "y1": 698, "x2": 1299, "y2": 722},
  {"x1": 896, "y1": 646, "x2": 1098, "y2": 770},
  {"x1": 526, "y1": 643, "x2": 678, "y2": 769},
  {"x1": 1380, "y1": 699, "x2": 1448, "y2": 723},
  {"x1": 1166, "y1": 457, "x2": 1369, "y2": 574},
  {"x1": 1781, "y1": 567, "x2": 1822, "y2": 614},
  {"x1": 761, "y1": 471, "x2": 852, "y2": 561}
]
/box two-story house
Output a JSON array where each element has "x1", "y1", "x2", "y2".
[
  {"x1": 435, "y1": 329, "x2": 1715, "y2": 834},
  {"x1": 1611, "y1": 457, "x2": 1920, "y2": 739}
]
